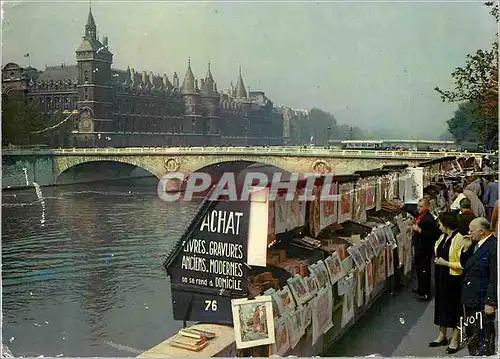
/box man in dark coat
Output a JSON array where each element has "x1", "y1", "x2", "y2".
[
  {"x1": 460, "y1": 217, "x2": 497, "y2": 356},
  {"x1": 404, "y1": 197, "x2": 441, "y2": 300},
  {"x1": 457, "y1": 197, "x2": 476, "y2": 236}
]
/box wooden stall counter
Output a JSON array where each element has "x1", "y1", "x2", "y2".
[{"x1": 138, "y1": 324, "x2": 235, "y2": 358}]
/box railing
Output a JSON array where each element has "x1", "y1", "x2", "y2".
[{"x1": 2, "y1": 146, "x2": 486, "y2": 159}]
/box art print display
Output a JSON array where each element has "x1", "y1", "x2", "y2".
[
  {"x1": 267, "y1": 201, "x2": 276, "y2": 246},
  {"x1": 362, "y1": 238, "x2": 375, "y2": 260},
  {"x1": 367, "y1": 233, "x2": 380, "y2": 257},
  {"x1": 365, "y1": 177, "x2": 376, "y2": 210},
  {"x1": 290, "y1": 189, "x2": 307, "y2": 230},
  {"x1": 383, "y1": 224, "x2": 398, "y2": 250},
  {"x1": 365, "y1": 261, "x2": 374, "y2": 297},
  {"x1": 263, "y1": 288, "x2": 280, "y2": 318},
  {"x1": 301, "y1": 301, "x2": 312, "y2": 330},
  {"x1": 357, "y1": 242, "x2": 369, "y2": 263},
  {"x1": 319, "y1": 181, "x2": 338, "y2": 232},
  {"x1": 287, "y1": 309, "x2": 304, "y2": 349},
  {"x1": 338, "y1": 183, "x2": 354, "y2": 223},
  {"x1": 396, "y1": 233, "x2": 405, "y2": 269},
  {"x1": 324, "y1": 252, "x2": 345, "y2": 285},
  {"x1": 375, "y1": 247, "x2": 386, "y2": 285},
  {"x1": 373, "y1": 227, "x2": 387, "y2": 250},
  {"x1": 398, "y1": 174, "x2": 406, "y2": 202},
  {"x1": 271, "y1": 315, "x2": 291, "y2": 356},
  {"x1": 274, "y1": 196, "x2": 289, "y2": 234},
  {"x1": 347, "y1": 245, "x2": 365, "y2": 271},
  {"x1": 341, "y1": 291, "x2": 355, "y2": 328},
  {"x1": 309, "y1": 260, "x2": 330, "y2": 289},
  {"x1": 353, "y1": 179, "x2": 367, "y2": 222},
  {"x1": 287, "y1": 274, "x2": 312, "y2": 306},
  {"x1": 403, "y1": 240, "x2": 412, "y2": 275},
  {"x1": 231, "y1": 296, "x2": 276, "y2": 349},
  {"x1": 404, "y1": 167, "x2": 424, "y2": 204},
  {"x1": 275, "y1": 286, "x2": 296, "y2": 315},
  {"x1": 309, "y1": 186, "x2": 322, "y2": 237},
  {"x1": 341, "y1": 256, "x2": 353, "y2": 274},
  {"x1": 375, "y1": 177, "x2": 383, "y2": 211},
  {"x1": 337, "y1": 271, "x2": 355, "y2": 296},
  {"x1": 305, "y1": 274, "x2": 319, "y2": 297},
  {"x1": 311, "y1": 286, "x2": 333, "y2": 345},
  {"x1": 356, "y1": 269, "x2": 364, "y2": 308},
  {"x1": 386, "y1": 246, "x2": 395, "y2": 277}
]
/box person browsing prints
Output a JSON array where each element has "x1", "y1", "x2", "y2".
[
  {"x1": 450, "y1": 184, "x2": 486, "y2": 218},
  {"x1": 460, "y1": 217, "x2": 497, "y2": 356},
  {"x1": 431, "y1": 212, "x2": 467, "y2": 354},
  {"x1": 457, "y1": 198, "x2": 476, "y2": 236},
  {"x1": 403, "y1": 197, "x2": 441, "y2": 301}
]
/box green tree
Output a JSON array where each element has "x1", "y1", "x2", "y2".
[
  {"x1": 435, "y1": 2, "x2": 498, "y2": 149},
  {"x1": 446, "y1": 102, "x2": 481, "y2": 143},
  {"x1": 2, "y1": 99, "x2": 49, "y2": 146},
  {"x1": 308, "y1": 108, "x2": 338, "y2": 144}
]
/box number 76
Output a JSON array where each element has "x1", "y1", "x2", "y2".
[{"x1": 204, "y1": 300, "x2": 218, "y2": 311}]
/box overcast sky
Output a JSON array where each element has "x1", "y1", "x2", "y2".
[{"x1": 2, "y1": 0, "x2": 496, "y2": 138}]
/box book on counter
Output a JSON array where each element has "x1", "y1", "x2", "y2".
[
  {"x1": 179, "y1": 328, "x2": 216, "y2": 340},
  {"x1": 169, "y1": 334, "x2": 208, "y2": 352}
]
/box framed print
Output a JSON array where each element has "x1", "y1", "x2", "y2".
[
  {"x1": 365, "y1": 177, "x2": 376, "y2": 210},
  {"x1": 309, "y1": 260, "x2": 330, "y2": 289},
  {"x1": 383, "y1": 224, "x2": 398, "y2": 250},
  {"x1": 287, "y1": 274, "x2": 312, "y2": 306},
  {"x1": 231, "y1": 296, "x2": 276, "y2": 349},
  {"x1": 324, "y1": 252, "x2": 345, "y2": 285},
  {"x1": 271, "y1": 315, "x2": 291, "y2": 356},
  {"x1": 341, "y1": 256, "x2": 353, "y2": 274},
  {"x1": 347, "y1": 245, "x2": 365, "y2": 271}
]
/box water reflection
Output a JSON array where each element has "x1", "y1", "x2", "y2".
[{"x1": 2, "y1": 181, "x2": 200, "y2": 357}]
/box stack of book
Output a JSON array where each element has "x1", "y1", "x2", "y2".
[{"x1": 169, "y1": 328, "x2": 216, "y2": 352}]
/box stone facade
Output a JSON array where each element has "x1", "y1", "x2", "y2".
[{"x1": 2, "y1": 8, "x2": 284, "y2": 148}]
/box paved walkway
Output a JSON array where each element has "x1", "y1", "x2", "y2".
[{"x1": 327, "y1": 287, "x2": 469, "y2": 357}]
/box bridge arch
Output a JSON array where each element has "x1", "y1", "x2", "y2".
[
  {"x1": 187, "y1": 156, "x2": 289, "y2": 174},
  {"x1": 55, "y1": 156, "x2": 163, "y2": 184}
]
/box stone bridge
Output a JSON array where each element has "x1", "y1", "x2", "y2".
[{"x1": 2, "y1": 146, "x2": 483, "y2": 187}]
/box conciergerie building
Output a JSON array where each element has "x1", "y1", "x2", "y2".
[{"x1": 2, "y1": 7, "x2": 287, "y2": 148}]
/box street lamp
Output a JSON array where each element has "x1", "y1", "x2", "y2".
[
  {"x1": 348, "y1": 126, "x2": 354, "y2": 141},
  {"x1": 327, "y1": 125, "x2": 332, "y2": 146}
]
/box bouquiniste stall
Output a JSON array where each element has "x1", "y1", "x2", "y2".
[{"x1": 161, "y1": 155, "x2": 478, "y2": 357}]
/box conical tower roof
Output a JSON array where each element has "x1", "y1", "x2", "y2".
[
  {"x1": 235, "y1": 66, "x2": 247, "y2": 99},
  {"x1": 181, "y1": 58, "x2": 196, "y2": 95}
]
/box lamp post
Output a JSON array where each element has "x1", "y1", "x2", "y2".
[
  {"x1": 327, "y1": 125, "x2": 332, "y2": 146},
  {"x1": 348, "y1": 126, "x2": 354, "y2": 141}
]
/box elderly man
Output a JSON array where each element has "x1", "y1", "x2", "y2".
[{"x1": 460, "y1": 217, "x2": 497, "y2": 356}]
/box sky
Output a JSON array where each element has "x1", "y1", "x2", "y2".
[{"x1": 2, "y1": 0, "x2": 497, "y2": 139}]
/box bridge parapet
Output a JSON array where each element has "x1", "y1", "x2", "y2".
[{"x1": 2, "y1": 146, "x2": 486, "y2": 160}]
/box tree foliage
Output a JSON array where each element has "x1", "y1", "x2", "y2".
[
  {"x1": 435, "y1": 2, "x2": 498, "y2": 149},
  {"x1": 2, "y1": 99, "x2": 49, "y2": 146}
]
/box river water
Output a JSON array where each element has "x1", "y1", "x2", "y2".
[{"x1": 2, "y1": 180, "x2": 200, "y2": 357}]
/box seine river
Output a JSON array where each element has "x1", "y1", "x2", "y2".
[
  {"x1": 2, "y1": 179, "x2": 200, "y2": 357},
  {"x1": 2, "y1": 179, "x2": 422, "y2": 357}
]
